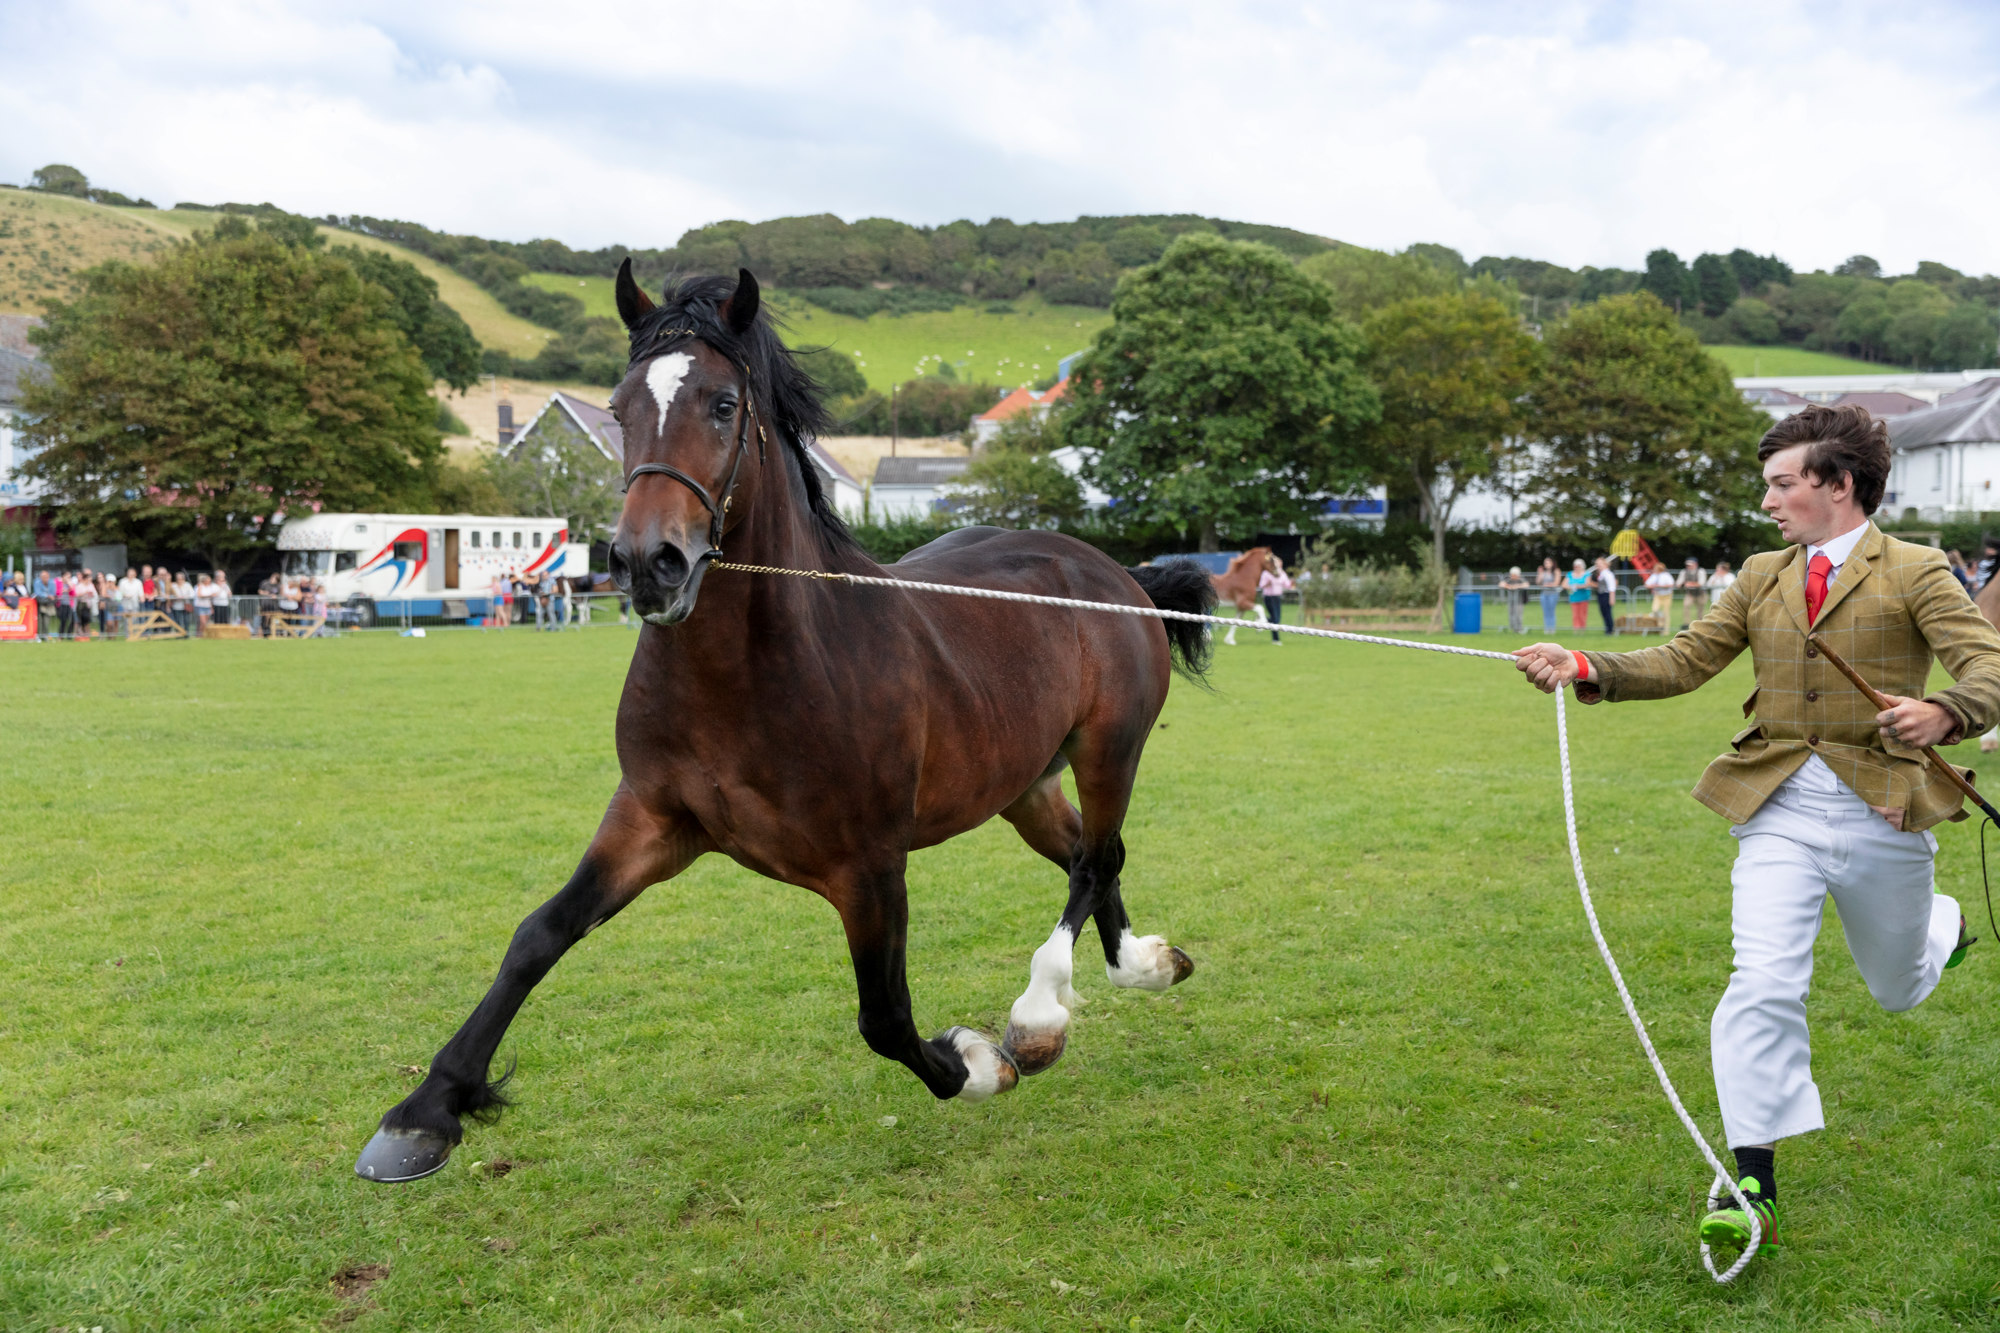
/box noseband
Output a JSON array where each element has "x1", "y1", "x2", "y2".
[{"x1": 619, "y1": 344, "x2": 770, "y2": 553}]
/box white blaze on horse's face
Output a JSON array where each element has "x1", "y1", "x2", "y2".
[{"x1": 644, "y1": 352, "x2": 695, "y2": 436}]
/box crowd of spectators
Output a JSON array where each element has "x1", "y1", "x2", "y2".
[{"x1": 2, "y1": 563, "x2": 238, "y2": 638}]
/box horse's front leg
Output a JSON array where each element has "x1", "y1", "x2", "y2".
[
  {"x1": 355, "y1": 788, "x2": 706, "y2": 1182},
  {"x1": 834, "y1": 866, "x2": 1019, "y2": 1104}
]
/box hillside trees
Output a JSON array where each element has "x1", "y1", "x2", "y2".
[
  {"x1": 1361, "y1": 290, "x2": 1540, "y2": 570},
  {"x1": 334, "y1": 246, "x2": 482, "y2": 390},
  {"x1": 1298, "y1": 245, "x2": 1456, "y2": 320},
  {"x1": 1067, "y1": 234, "x2": 1378, "y2": 551},
  {"x1": 19, "y1": 218, "x2": 442, "y2": 575},
  {"x1": 1517, "y1": 292, "x2": 1767, "y2": 543}
]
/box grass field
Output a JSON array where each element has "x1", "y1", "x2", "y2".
[
  {"x1": 1705, "y1": 346, "x2": 1897, "y2": 377},
  {"x1": 6, "y1": 626, "x2": 2000, "y2": 1330},
  {"x1": 523, "y1": 273, "x2": 1111, "y2": 394}
]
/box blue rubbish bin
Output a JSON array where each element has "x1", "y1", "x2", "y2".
[{"x1": 1453, "y1": 590, "x2": 1483, "y2": 634}]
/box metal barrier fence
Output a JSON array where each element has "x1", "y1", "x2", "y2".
[{"x1": 9, "y1": 593, "x2": 640, "y2": 640}]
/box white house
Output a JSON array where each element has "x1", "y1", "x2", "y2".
[
  {"x1": 0, "y1": 346, "x2": 49, "y2": 513},
  {"x1": 511, "y1": 390, "x2": 864, "y2": 520},
  {"x1": 870, "y1": 455, "x2": 970, "y2": 519},
  {"x1": 969, "y1": 377, "x2": 1072, "y2": 448},
  {"x1": 1883, "y1": 378, "x2": 2000, "y2": 520}
]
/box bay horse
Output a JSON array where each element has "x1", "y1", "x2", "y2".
[
  {"x1": 355, "y1": 266, "x2": 1216, "y2": 1182},
  {"x1": 1212, "y1": 546, "x2": 1273, "y2": 646}
]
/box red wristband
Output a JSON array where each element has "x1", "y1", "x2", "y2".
[{"x1": 1572, "y1": 651, "x2": 1590, "y2": 685}]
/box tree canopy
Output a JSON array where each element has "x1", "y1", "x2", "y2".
[
  {"x1": 334, "y1": 245, "x2": 482, "y2": 390},
  {"x1": 1067, "y1": 233, "x2": 1379, "y2": 551},
  {"x1": 1361, "y1": 290, "x2": 1540, "y2": 569},
  {"x1": 19, "y1": 219, "x2": 442, "y2": 573},
  {"x1": 1517, "y1": 292, "x2": 1767, "y2": 543}
]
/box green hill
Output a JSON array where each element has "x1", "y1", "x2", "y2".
[
  {"x1": 0, "y1": 191, "x2": 557, "y2": 358},
  {"x1": 522, "y1": 272, "x2": 1108, "y2": 394},
  {"x1": 1702, "y1": 344, "x2": 1897, "y2": 377}
]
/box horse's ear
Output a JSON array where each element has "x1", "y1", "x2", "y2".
[
  {"x1": 615, "y1": 257, "x2": 655, "y2": 331},
  {"x1": 720, "y1": 268, "x2": 760, "y2": 336}
]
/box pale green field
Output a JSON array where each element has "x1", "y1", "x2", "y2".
[
  {"x1": 4, "y1": 625, "x2": 1998, "y2": 1329},
  {"x1": 1706, "y1": 345, "x2": 1897, "y2": 377},
  {"x1": 523, "y1": 272, "x2": 1108, "y2": 393},
  {"x1": 778, "y1": 295, "x2": 1109, "y2": 393}
]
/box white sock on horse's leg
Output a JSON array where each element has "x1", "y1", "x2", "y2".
[
  {"x1": 1107, "y1": 927, "x2": 1195, "y2": 992},
  {"x1": 1004, "y1": 923, "x2": 1078, "y2": 1076},
  {"x1": 1983, "y1": 726, "x2": 1999, "y2": 754}
]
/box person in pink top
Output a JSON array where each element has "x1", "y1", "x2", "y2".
[{"x1": 1257, "y1": 554, "x2": 1295, "y2": 645}]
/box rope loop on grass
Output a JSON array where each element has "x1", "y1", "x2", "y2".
[{"x1": 711, "y1": 558, "x2": 1759, "y2": 1283}]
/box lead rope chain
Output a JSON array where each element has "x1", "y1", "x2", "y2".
[{"x1": 713, "y1": 559, "x2": 1761, "y2": 1281}]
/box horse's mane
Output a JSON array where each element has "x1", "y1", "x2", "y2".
[{"x1": 626, "y1": 274, "x2": 862, "y2": 560}]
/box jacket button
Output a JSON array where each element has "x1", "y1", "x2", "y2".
[
  {"x1": 1806, "y1": 646, "x2": 1819, "y2": 658},
  {"x1": 1809, "y1": 735, "x2": 1820, "y2": 746},
  {"x1": 1806, "y1": 691, "x2": 1818, "y2": 702}
]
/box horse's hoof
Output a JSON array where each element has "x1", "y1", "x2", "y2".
[
  {"x1": 1109, "y1": 931, "x2": 1190, "y2": 992},
  {"x1": 1002, "y1": 1020, "x2": 1068, "y2": 1076},
  {"x1": 354, "y1": 1127, "x2": 454, "y2": 1183},
  {"x1": 944, "y1": 1027, "x2": 1019, "y2": 1102}
]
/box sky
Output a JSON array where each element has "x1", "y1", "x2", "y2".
[{"x1": 4, "y1": 0, "x2": 2000, "y2": 275}]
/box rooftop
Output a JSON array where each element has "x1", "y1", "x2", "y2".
[{"x1": 873, "y1": 456, "x2": 970, "y2": 486}]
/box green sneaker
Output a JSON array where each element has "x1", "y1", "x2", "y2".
[
  {"x1": 1947, "y1": 915, "x2": 1976, "y2": 970},
  {"x1": 1700, "y1": 1177, "x2": 1780, "y2": 1259}
]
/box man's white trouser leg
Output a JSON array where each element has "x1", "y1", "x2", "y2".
[{"x1": 1712, "y1": 767, "x2": 1960, "y2": 1148}]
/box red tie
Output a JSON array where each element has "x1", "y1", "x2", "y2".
[{"x1": 1806, "y1": 552, "x2": 1832, "y2": 624}]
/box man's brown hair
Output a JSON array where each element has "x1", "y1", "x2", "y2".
[{"x1": 1757, "y1": 404, "x2": 1892, "y2": 515}]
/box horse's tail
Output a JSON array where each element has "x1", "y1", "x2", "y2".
[{"x1": 1126, "y1": 559, "x2": 1218, "y2": 683}]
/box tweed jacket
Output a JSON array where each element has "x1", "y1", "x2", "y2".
[{"x1": 1576, "y1": 524, "x2": 2000, "y2": 832}]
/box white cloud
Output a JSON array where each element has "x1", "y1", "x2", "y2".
[{"x1": 2, "y1": 0, "x2": 1997, "y2": 272}]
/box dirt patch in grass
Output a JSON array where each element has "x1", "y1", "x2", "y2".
[{"x1": 328, "y1": 1262, "x2": 390, "y2": 1323}]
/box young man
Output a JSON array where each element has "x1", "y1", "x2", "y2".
[{"x1": 1513, "y1": 404, "x2": 2000, "y2": 1266}]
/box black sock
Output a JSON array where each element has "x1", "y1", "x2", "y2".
[{"x1": 1732, "y1": 1147, "x2": 1776, "y2": 1203}]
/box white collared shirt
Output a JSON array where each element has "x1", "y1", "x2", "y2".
[{"x1": 1805, "y1": 520, "x2": 1870, "y2": 585}]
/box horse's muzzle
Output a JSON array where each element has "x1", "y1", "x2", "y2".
[{"x1": 610, "y1": 534, "x2": 709, "y2": 624}]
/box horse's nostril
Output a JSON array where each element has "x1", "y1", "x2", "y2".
[{"x1": 650, "y1": 543, "x2": 690, "y2": 590}]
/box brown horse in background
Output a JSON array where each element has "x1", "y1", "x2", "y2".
[
  {"x1": 355, "y1": 267, "x2": 1217, "y2": 1182},
  {"x1": 1211, "y1": 546, "x2": 1273, "y2": 646}
]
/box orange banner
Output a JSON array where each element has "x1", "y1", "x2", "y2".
[{"x1": 0, "y1": 598, "x2": 37, "y2": 640}]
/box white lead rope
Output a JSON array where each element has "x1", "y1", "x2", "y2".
[{"x1": 713, "y1": 561, "x2": 1761, "y2": 1281}]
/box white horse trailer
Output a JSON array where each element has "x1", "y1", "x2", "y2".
[{"x1": 275, "y1": 513, "x2": 591, "y2": 621}]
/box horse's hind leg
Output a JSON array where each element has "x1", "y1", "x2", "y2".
[
  {"x1": 355, "y1": 790, "x2": 704, "y2": 1183},
  {"x1": 1071, "y1": 737, "x2": 1194, "y2": 994},
  {"x1": 999, "y1": 767, "x2": 1090, "y2": 1076}
]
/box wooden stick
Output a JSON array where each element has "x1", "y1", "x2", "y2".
[{"x1": 1807, "y1": 632, "x2": 2000, "y2": 822}]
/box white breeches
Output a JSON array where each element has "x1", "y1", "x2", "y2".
[{"x1": 1713, "y1": 758, "x2": 1960, "y2": 1147}]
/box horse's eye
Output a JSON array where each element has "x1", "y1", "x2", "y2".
[{"x1": 713, "y1": 397, "x2": 738, "y2": 421}]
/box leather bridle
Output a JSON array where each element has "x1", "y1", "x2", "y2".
[{"x1": 619, "y1": 340, "x2": 770, "y2": 553}]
